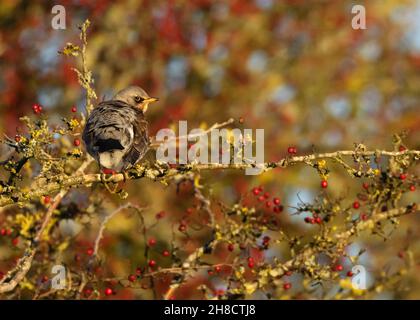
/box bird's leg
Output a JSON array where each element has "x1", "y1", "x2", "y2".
[{"x1": 100, "y1": 168, "x2": 118, "y2": 193}]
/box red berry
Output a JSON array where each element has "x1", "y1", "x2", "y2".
[
  {"x1": 128, "y1": 274, "x2": 136, "y2": 282},
  {"x1": 214, "y1": 265, "x2": 222, "y2": 273},
  {"x1": 360, "y1": 213, "x2": 368, "y2": 221},
  {"x1": 148, "y1": 260, "x2": 156, "y2": 268},
  {"x1": 227, "y1": 243, "x2": 234, "y2": 252},
  {"x1": 248, "y1": 261, "x2": 255, "y2": 268},
  {"x1": 162, "y1": 250, "x2": 170, "y2": 257},
  {"x1": 74, "y1": 254, "x2": 81, "y2": 262},
  {"x1": 252, "y1": 187, "x2": 260, "y2": 196},
  {"x1": 347, "y1": 271, "x2": 354, "y2": 277},
  {"x1": 315, "y1": 217, "x2": 322, "y2": 224},
  {"x1": 11, "y1": 237, "x2": 19, "y2": 246},
  {"x1": 156, "y1": 211, "x2": 165, "y2": 219},
  {"x1": 263, "y1": 192, "x2": 270, "y2": 199},
  {"x1": 0, "y1": 229, "x2": 6, "y2": 236},
  {"x1": 409, "y1": 185, "x2": 416, "y2": 192},
  {"x1": 148, "y1": 238, "x2": 156, "y2": 246},
  {"x1": 238, "y1": 117, "x2": 244, "y2": 124},
  {"x1": 186, "y1": 207, "x2": 193, "y2": 215},
  {"x1": 334, "y1": 264, "x2": 343, "y2": 272},
  {"x1": 283, "y1": 282, "x2": 292, "y2": 290},
  {"x1": 135, "y1": 267, "x2": 142, "y2": 275},
  {"x1": 14, "y1": 135, "x2": 21, "y2": 142},
  {"x1": 353, "y1": 201, "x2": 360, "y2": 209},
  {"x1": 32, "y1": 104, "x2": 42, "y2": 114},
  {"x1": 285, "y1": 271, "x2": 293, "y2": 276},
  {"x1": 362, "y1": 182, "x2": 369, "y2": 190},
  {"x1": 102, "y1": 168, "x2": 116, "y2": 175},
  {"x1": 71, "y1": 106, "x2": 77, "y2": 113},
  {"x1": 84, "y1": 288, "x2": 92, "y2": 297},
  {"x1": 265, "y1": 201, "x2": 272, "y2": 208},
  {"x1": 321, "y1": 180, "x2": 328, "y2": 188},
  {"x1": 73, "y1": 139, "x2": 81, "y2": 147},
  {"x1": 287, "y1": 146, "x2": 297, "y2": 154},
  {"x1": 273, "y1": 198, "x2": 281, "y2": 205},
  {"x1": 207, "y1": 270, "x2": 214, "y2": 276},
  {"x1": 400, "y1": 173, "x2": 407, "y2": 180},
  {"x1": 399, "y1": 146, "x2": 406, "y2": 152},
  {"x1": 257, "y1": 195, "x2": 265, "y2": 202},
  {"x1": 304, "y1": 217, "x2": 311, "y2": 223},
  {"x1": 178, "y1": 224, "x2": 187, "y2": 232},
  {"x1": 41, "y1": 275, "x2": 49, "y2": 283},
  {"x1": 43, "y1": 195, "x2": 51, "y2": 205},
  {"x1": 5, "y1": 229, "x2": 11, "y2": 236},
  {"x1": 86, "y1": 247, "x2": 94, "y2": 256},
  {"x1": 104, "y1": 288, "x2": 113, "y2": 296}
]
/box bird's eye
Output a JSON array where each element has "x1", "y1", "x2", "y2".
[{"x1": 134, "y1": 96, "x2": 144, "y2": 103}]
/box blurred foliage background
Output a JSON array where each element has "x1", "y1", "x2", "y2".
[{"x1": 0, "y1": 0, "x2": 419, "y2": 299}]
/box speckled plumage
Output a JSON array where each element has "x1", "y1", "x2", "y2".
[{"x1": 82, "y1": 86, "x2": 156, "y2": 171}]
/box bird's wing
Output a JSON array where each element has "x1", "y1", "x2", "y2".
[
  {"x1": 82, "y1": 101, "x2": 140, "y2": 157},
  {"x1": 122, "y1": 116, "x2": 149, "y2": 168}
]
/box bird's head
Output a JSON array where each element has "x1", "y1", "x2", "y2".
[{"x1": 113, "y1": 86, "x2": 158, "y2": 113}]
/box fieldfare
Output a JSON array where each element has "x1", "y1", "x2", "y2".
[{"x1": 82, "y1": 86, "x2": 158, "y2": 172}]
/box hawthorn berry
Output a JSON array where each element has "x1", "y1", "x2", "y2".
[
  {"x1": 347, "y1": 271, "x2": 354, "y2": 277},
  {"x1": 304, "y1": 217, "x2": 312, "y2": 223},
  {"x1": 247, "y1": 257, "x2": 255, "y2": 268},
  {"x1": 0, "y1": 228, "x2": 6, "y2": 236},
  {"x1": 263, "y1": 192, "x2": 270, "y2": 199},
  {"x1": 156, "y1": 211, "x2": 165, "y2": 219},
  {"x1": 360, "y1": 213, "x2": 368, "y2": 221},
  {"x1": 238, "y1": 117, "x2": 244, "y2": 124},
  {"x1": 11, "y1": 237, "x2": 19, "y2": 246},
  {"x1": 252, "y1": 187, "x2": 260, "y2": 196},
  {"x1": 265, "y1": 201, "x2": 272, "y2": 208},
  {"x1": 73, "y1": 138, "x2": 81, "y2": 147},
  {"x1": 71, "y1": 106, "x2": 77, "y2": 113},
  {"x1": 148, "y1": 238, "x2": 157, "y2": 246},
  {"x1": 399, "y1": 146, "x2": 406, "y2": 152},
  {"x1": 104, "y1": 288, "x2": 113, "y2": 296},
  {"x1": 353, "y1": 201, "x2": 360, "y2": 209},
  {"x1": 214, "y1": 265, "x2": 222, "y2": 273},
  {"x1": 285, "y1": 271, "x2": 293, "y2": 276},
  {"x1": 283, "y1": 282, "x2": 292, "y2": 290},
  {"x1": 128, "y1": 274, "x2": 136, "y2": 282},
  {"x1": 400, "y1": 173, "x2": 407, "y2": 180},
  {"x1": 321, "y1": 180, "x2": 328, "y2": 188},
  {"x1": 362, "y1": 182, "x2": 369, "y2": 190},
  {"x1": 41, "y1": 275, "x2": 49, "y2": 283},
  {"x1": 86, "y1": 247, "x2": 94, "y2": 256},
  {"x1": 333, "y1": 264, "x2": 343, "y2": 272},
  {"x1": 409, "y1": 185, "x2": 416, "y2": 192},
  {"x1": 84, "y1": 288, "x2": 92, "y2": 297},
  {"x1": 273, "y1": 198, "x2": 281, "y2": 205},
  {"x1": 162, "y1": 250, "x2": 170, "y2": 257},
  {"x1": 227, "y1": 243, "x2": 234, "y2": 252},
  {"x1": 257, "y1": 195, "x2": 265, "y2": 202},
  {"x1": 135, "y1": 267, "x2": 142, "y2": 275},
  {"x1": 178, "y1": 223, "x2": 187, "y2": 232},
  {"x1": 148, "y1": 260, "x2": 156, "y2": 268},
  {"x1": 43, "y1": 195, "x2": 51, "y2": 205},
  {"x1": 287, "y1": 146, "x2": 297, "y2": 154},
  {"x1": 315, "y1": 217, "x2": 322, "y2": 224},
  {"x1": 32, "y1": 104, "x2": 42, "y2": 115},
  {"x1": 15, "y1": 135, "x2": 21, "y2": 142}
]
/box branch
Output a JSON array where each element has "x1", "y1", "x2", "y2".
[{"x1": 1, "y1": 149, "x2": 418, "y2": 208}]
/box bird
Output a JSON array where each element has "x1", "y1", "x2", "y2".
[{"x1": 82, "y1": 86, "x2": 158, "y2": 172}]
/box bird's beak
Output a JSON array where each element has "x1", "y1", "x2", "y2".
[{"x1": 145, "y1": 97, "x2": 159, "y2": 103}]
